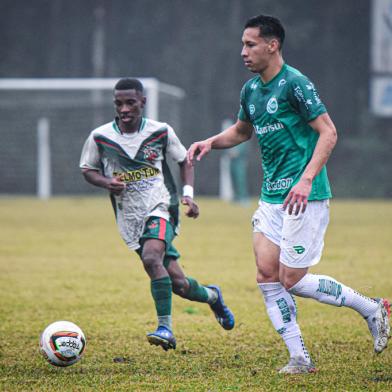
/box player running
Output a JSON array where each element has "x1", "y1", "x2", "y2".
[
  {"x1": 187, "y1": 15, "x2": 390, "y2": 373},
  {"x1": 80, "y1": 78, "x2": 234, "y2": 351}
]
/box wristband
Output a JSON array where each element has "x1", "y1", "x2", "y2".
[{"x1": 182, "y1": 185, "x2": 194, "y2": 199}]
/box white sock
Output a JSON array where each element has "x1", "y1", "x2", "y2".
[
  {"x1": 289, "y1": 274, "x2": 378, "y2": 318},
  {"x1": 158, "y1": 315, "x2": 172, "y2": 331},
  {"x1": 205, "y1": 287, "x2": 219, "y2": 304},
  {"x1": 258, "y1": 282, "x2": 311, "y2": 361}
]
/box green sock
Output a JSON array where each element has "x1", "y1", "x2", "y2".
[
  {"x1": 151, "y1": 276, "x2": 172, "y2": 317},
  {"x1": 184, "y1": 277, "x2": 210, "y2": 303}
]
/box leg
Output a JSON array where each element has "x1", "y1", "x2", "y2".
[
  {"x1": 166, "y1": 258, "x2": 235, "y2": 330},
  {"x1": 279, "y1": 200, "x2": 390, "y2": 354},
  {"x1": 141, "y1": 238, "x2": 167, "y2": 280},
  {"x1": 254, "y1": 232, "x2": 314, "y2": 373},
  {"x1": 281, "y1": 266, "x2": 390, "y2": 354},
  {"x1": 142, "y1": 239, "x2": 176, "y2": 350},
  {"x1": 166, "y1": 258, "x2": 208, "y2": 301}
]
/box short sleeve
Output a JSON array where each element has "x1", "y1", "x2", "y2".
[
  {"x1": 79, "y1": 133, "x2": 101, "y2": 170},
  {"x1": 288, "y1": 76, "x2": 327, "y2": 122},
  {"x1": 165, "y1": 125, "x2": 187, "y2": 163},
  {"x1": 237, "y1": 85, "x2": 251, "y2": 122}
]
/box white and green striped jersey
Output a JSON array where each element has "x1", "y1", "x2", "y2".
[
  {"x1": 238, "y1": 63, "x2": 332, "y2": 203},
  {"x1": 80, "y1": 117, "x2": 186, "y2": 250}
]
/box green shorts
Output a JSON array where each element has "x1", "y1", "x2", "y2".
[{"x1": 137, "y1": 216, "x2": 180, "y2": 267}]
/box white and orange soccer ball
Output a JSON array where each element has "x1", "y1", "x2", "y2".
[{"x1": 39, "y1": 321, "x2": 86, "y2": 367}]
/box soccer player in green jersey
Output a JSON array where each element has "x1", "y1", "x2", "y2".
[
  {"x1": 188, "y1": 15, "x2": 390, "y2": 373},
  {"x1": 80, "y1": 78, "x2": 234, "y2": 351}
]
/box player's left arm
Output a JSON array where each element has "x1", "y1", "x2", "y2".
[
  {"x1": 166, "y1": 125, "x2": 199, "y2": 219},
  {"x1": 283, "y1": 112, "x2": 337, "y2": 215},
  {"x1": 178, "y1": 159, "x2": 199, "y2": 219}
]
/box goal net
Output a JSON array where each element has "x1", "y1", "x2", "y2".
[{"x1": 0, "y1": 78, "x2": 185, "y2": 197}]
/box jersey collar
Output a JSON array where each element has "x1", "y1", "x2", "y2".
[
  {"x1": 259, "y1": 63, "x2": 287, "y2": 87},
  {"x1": 112, "y1": 117, "x2": 147, "y2": 134}
]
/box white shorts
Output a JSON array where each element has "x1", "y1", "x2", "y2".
[{"x1": 252, "y1": 200, "x2": 330, "y2": 268}]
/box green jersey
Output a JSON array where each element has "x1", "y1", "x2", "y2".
[{"x1": 238, "y1": 63, "x2": 332, "y2": 203}]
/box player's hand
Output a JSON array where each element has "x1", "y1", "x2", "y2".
[
  {"x1": 187, "y1": 140, "x2": 212, "y2": 166},
  {"x1": 181, "y1": 196, "x2": 199, "y2": 218},
  {"x1": 107, "y1": 177, "x2": 126, "y2": 195},
  {"x1": 283, "y1": 177, "x2": 312, "y2": 215}
]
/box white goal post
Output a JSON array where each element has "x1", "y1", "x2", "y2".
[
  {"x1": 0, "y1": 78, "x2": 185, "y2": 120},
  {"x1": 0, "y1": 78, "x2": 185, "y2": 198}
]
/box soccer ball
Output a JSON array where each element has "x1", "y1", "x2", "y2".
[{"x1": 39, "y1": 321, "x2": 86, "y2": 367}]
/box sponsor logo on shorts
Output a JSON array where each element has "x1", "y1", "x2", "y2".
[
  {"x1": 148, "y1": 222, "x2": 158, "y2": 230},
  {"x1": 252, "y1": 217, "x2": 260, "y2": 228},
  {"x1": 293, "y1": 245, "x2": 305, "y2": 254}
]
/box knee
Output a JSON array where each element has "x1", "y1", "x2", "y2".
[
  {"x1": 142, "y1": 251, "x2": 164, "y2": 275},
  {"x1": 255, "y1": 254, "x2": 280, "y2": 283},
  {"x1": 280, "y1": 277, "x2": 294, "y2": 291},
  {"x1": 256, "y1": 264, "x2": 279, "y2": 284},
  {"x1": 279, "y1": 272, "x2": 302, "y2": 291}
]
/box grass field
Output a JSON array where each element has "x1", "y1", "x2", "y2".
[{"x1": 0, "y1": 197, "x2": 391, "y2": 391}]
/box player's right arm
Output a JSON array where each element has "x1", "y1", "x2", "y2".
[
  {"x1": 81, "y1": 169, "x2": 125, "y2": 195},
  {"x1": 80, "y1": 133, "x2": 125, "y2": 195},
  {"x1": 187, "y1": 119, "x2": 253, "y2": 165}
]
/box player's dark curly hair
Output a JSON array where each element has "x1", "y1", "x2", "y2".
[
  {"x1": 245, "y1": 14, "x2": 285, "y2": 50},
  {"x1": 114, "y1": 78, "x2": 144, "y2": 92}
]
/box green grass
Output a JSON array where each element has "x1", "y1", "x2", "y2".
[{"x1": 0, "y1": 197, "x2": 391, "y2": 391}]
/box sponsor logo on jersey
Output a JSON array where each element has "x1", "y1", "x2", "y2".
[
  {"x1": 278, "y1": 79, "x2": 287, "y2": 87},
  {"x1": 250, "y1": 82, "x2": 258, "y2": 90},
  {"x1": 313, "y1": 91, "x2": 322, "y2": 105},
  {"x1": 254, "y1": 121, "x2": 284, "y2": 135},
  {"x1": 113, "y1": 167, "x2": 159, "y2": 183},
  {"x1": 266, "y1": 97, "x2": 278, "y2": 114},
  {"x1": 296, "y1": 83, "x2": 322, "y2": 107},
  {"x1": 294, "y1": 86, "x2": 306, "y2": 105},
  {"x1": 265, "y1": 177, "x2": 293, "y2": 191},
  {"x1": 306, "y1": 82, "x2": 322, "y2": 104},
  {"x1": 294, "y1": 86, "x2": 313, "y2": 110},
  {"x1": 249, "y1": 104, "x2": 256, "y2": 115}
]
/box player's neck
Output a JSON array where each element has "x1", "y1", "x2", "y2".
[
  {"x1": 118, "y1": 117, "x2": 142, "y2": 134},
  {"x1": 259, "y1": 56, "x2": 284, "y2": 84}
]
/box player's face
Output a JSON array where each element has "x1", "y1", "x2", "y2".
[
  {"x1": 241, "y1": 27, "x2": 274, "y2": 74},
  {"x1": 113, "y1": 89, "x2": 146, "y2": 130}
]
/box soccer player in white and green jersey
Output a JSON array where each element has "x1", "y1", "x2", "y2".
[
  {"x1": 188, "y1": 15, "x2": 390, "y2": 373},
  {"x1": 80, "y1": 78, "x2": 234, "y2": 351}
]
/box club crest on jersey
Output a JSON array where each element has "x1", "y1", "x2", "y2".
[
  {"x1": 266, "y1": 97, "x2": 278, "y2": 114},
  {"x1": 142, "y1": 146, "x2": 159, "y2": 162}
]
